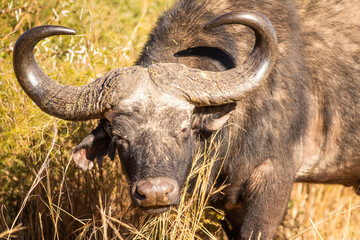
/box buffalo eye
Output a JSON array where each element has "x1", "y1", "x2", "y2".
[
  {"x1": 178, "y1": 127, "x2": 190, "y2": 142},
  {"x1": 113, "y1": 136, "x2": 129, "y2": 152},
  {"x1": 181, "y1": 127, "x2": 189, "y2": 133}
]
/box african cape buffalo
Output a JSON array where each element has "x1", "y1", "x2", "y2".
[{"x1": 13, "y1": 0, "x2": 360, "y2": 239}]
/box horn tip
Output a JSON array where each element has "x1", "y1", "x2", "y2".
[
  {"x1": 48, "y1": 25, "x2": 77, "y2": 35},
  {"x1": 65, "y1": 27, "x2": 77, "y2": 35},
  {"x1": 64, "y1": 27, "x2": 77, "y2": 35},
  {"x1": 35, "y1": 25, "x2": 77, "y2": 36}
]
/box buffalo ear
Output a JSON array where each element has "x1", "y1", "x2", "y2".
[
  {"x1": 72, "y1": 124, "x2": 113, "y2": 171},
  {"x1": 194, "y1": 103, "x2": 236, "y2": 132}
]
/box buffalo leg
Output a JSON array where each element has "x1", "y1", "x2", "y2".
[{"x1": 229, "y1": 160, "x2": 294, "y2": 240}]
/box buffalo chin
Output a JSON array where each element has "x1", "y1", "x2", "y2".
[{"x1": 140, "y1": 205, "x2": 174, "y2": 215}]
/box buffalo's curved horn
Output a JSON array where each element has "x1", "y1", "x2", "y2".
[
  {"x1": 13, "y1": 25, "x2": 139, "y2": 120},
  {"x1": 148, "y1": 11, "x2": 278, "y2": 106}
]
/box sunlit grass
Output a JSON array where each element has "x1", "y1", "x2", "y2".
[{"x1": 279, "y1": 184, "x2": 360, "y2": 240}]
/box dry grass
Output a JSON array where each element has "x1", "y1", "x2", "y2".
[
  {"x1": 278, "y1": 184, "x2": 360, "y2": 240},
  {"x1": 0, "y1": 0, "x2": 359, "y2": 239}
]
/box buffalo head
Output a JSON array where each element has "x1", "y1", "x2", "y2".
[{"x1": 13, "y1": 11, "x2": 277, "y2": 214}]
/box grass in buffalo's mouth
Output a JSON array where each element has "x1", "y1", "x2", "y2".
[{"x1": 94, "y1": 134, "x2": 229, "y2": 240}]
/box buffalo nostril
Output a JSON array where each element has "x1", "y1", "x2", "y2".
[
  {"x1": 134, "y1": 188, "x2": 146, "y2": 200},
  {"x1": 134, "y1": 180, "x2": 154, "y2": 202}
]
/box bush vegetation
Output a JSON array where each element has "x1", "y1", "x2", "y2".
[{"x1": 1, "y1": 0, "x2": 359, "y2": 239}]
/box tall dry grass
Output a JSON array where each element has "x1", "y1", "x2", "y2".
[{"x1": 0, "y1": 0, "x2": 359, "y2": 239}]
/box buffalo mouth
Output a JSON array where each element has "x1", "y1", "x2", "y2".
[{"x1": 139, "y1": 205, "x2": 175, "y2": 215}]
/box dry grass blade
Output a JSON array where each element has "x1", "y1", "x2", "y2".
[
  {"x1": 289, "y1": 203, "x2": 360, "y2": 239},
  {"x1": 6, "y1": 122, "x2": 58, "y2": 240},
  {"x1": 342, "y1": 199, "x2": 351, "y2": 240},
  {"x1": 309, "y1": 218, "x2": 323, "y2": 240},
  {"x1": 0, "y1": 224, "x2": 27, "y2": 239}
]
